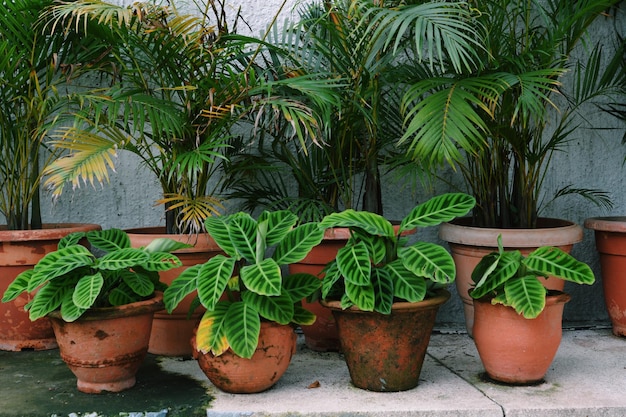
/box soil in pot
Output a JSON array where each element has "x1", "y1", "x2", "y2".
[
  {"x1": 472, "y1": 291, "x2": 571, "y2": 385},
  {"x1": 323, "y1": 290, "x2": 450, "y2": 392}
]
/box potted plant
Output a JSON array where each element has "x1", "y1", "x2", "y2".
[
  {"x1": 469, "y1": 236, "x2": 595, "y2": 384},
  {"x1": 40, "y1": 0, "x2": 338, "y2": 355},
  {"x1": 0, "y1": 0, "x2": 105, "y2": 350},
  {"x1": 393, "y1": 0, "x2": 623, "y2": 334},
  {"x1": 163, "y1": 209, "x2": 324, "y2": 393},
  {"x1": 1, "y1": 228, "x2": 190, "y2": 393},
  {"x1": 317, "y1": 193, "x2": 475, "y2": 392}
]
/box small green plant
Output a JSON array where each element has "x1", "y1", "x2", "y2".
[
  {"x1": 1, "y1": 229, "x2": 191, "y2": 321},
  {"x1": 469, "y1": 236, "x2": 595, "y2": 318},
  {"x1": 320, "y1": 193, "x2": 476, "y2": 313},
  {"x1": 163, "y1": 210, "x2": 324, "y2": 359}
]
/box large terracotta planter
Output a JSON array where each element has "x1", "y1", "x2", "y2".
[
  {"x1": 49, "y1": 292, "x2": 164, "y2": 394},
  {"x1": 127, "y1": 228, "x2": 223, "y2": 356},
  {"x1": 194, "y1": 321, "x2": 297, "y2": 394},
  {"x1": 439, "y1": 218, "x2": 582, "y2": 336},
  {"x1": 584, "y1": 217, "x2": 626, "y2": 337},
  {"x1": 322, "y1": 290, "x2": 450, "y2": 392},
  {"x1": 0, "y1": 223, "x2": 101, "y2": 351},
  {"x1": 472, "y1": 291, "x2": 571, "y2": 385}
]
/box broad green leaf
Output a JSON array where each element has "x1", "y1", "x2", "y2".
[
  {"x1": 109, "y1": 285, "x2": 141, "y2": 306},
  {"x1": 524, "y1": 246, "x2": 595, "y2": 285},
  {"x1": 345, "y1": 280, "x2": 375, "y2": 311},
  {"x1": 142, "y1": 252, "x2": 183, "y2": 272},
  {"x1": 400, "y1": 193, "x2": 475, "y2": 231},
  {"x1": 282, "y1": 273, "x2": 321, "y2": 302},
  {"x1": 336, "y1": 241, "x2": 371, "y2": 286},
  {"x1": 60, "y1": 292, "x2": 87, "y2": 322},
  {"x1": 2, "y1": 270, "x2": 32, "y2": 302},
  {"x1": 228, "y1": 213, "x2": 258, "y2": 263},
  {"x1": 470, "y1": 251, "x2": 522, "y2": 299},
  {"x1": 72, "y1": 273, "x2": 104, "y2": 309},
  {"x1": 27, "y1": 281, "x2": 69, "y2": 321},
  {"x1": 273, "y1": 223, "x2": 325, "y2": 264},
  {"x1": 96, "y1": 248, "x2": 149, "y2": 270},
  {"x1": 320, "y1": 262, "x2": 342, "y2": 299},
  {"x1": 196, "y1": 303, "x2": 230, "y2": 356},
  {"x1": 58, "y1": 232, "x2": 87, "y2": 249},
  {"x1": 386, "y1": 260, "x2": 427, "y2": 302},
  {"x1": 242, "y1": 291, "x2": 294, "y2": 324},
  {"x1": 87, "y1": 228, "x2": 130, "y2": 252},
  {"x1": 224, "y1": 301, "x2": 261, "y2": 359},
  {"x1": 205, "y1": 216, "x2": 237, "y2": 257},
  {"x1": 352, "y1": 229, "x2": 388, "y2": 264},
  {"x1": 196, "y1": 255, "x2": 236, "y2": 310},
  {"x1": 28, "y1": 245, "x2": 94, "y2": 291},
  {"x1": 143, "y1": 238, "x2": 192, "y2": 254},
  {"x1": 399, "y1": 242, "x2": 455, "y2": 283},
  {"x1": 372, "y1": 269, "x2": 394, "y2": 314},
  {"x1": 320, "y1": 210, "x2": 395, "y2": 237},
  {"x1": 240, "y1": 258, "x2": 282, "y2": 296},
  {"x1": 504, "y1": 275, "x2": 547, "y2": 319},
  {"x1": 292, "y1": 303, "x2": 316, "y2": 326},
  {"x1": 120, "y1": 270, "x2": 154, "y2": 297},
  {"x1": 258, "y1": 210, "x2": 298, "y2": 247},
  {"x1": 163, "y1": 264, "x2": 202, "y2": 313}
]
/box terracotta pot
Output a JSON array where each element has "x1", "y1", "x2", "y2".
[
  {"x1": 584, "y1": 217, "x2": 626, "y2": 337},
  {"x1": 194, "y1": 321, "x2": 297, "y2": 394},
  {"x1": 49, "y1": 292, "x2": 164, "y2": 394},
  {"x1": 127, "y1": 228, "x2": 223, "y2": 356},
  {"x1": 288, "y1": 227, "x2": 351, "y2": 352},
  {"x1": 439, "y1": 218, "x2": 582, "y2": 336},
  {"x1": 0, "y1": 223, "x2": 101, "y2": 351},
  {"x1": 322, "y1": 290, "x2": 450, "y2": 392},
  {"x1": 472, "y1": 292, "x2": 571, "y2": 385}
]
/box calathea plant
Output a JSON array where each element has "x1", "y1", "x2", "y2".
[
  {"x1": 469, "y1": 236, "x2": 595, "y2": 318},
  {"x1": 320, "y1": 193, "x2": 476, "y2": 313},
  {"x1": 1, "y1": 229, "x2": 190, "y2": 321},
  {"x1": 163, "y1": 210, "x2": 325, "y2": 358}
]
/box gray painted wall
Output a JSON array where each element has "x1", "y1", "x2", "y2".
[{"x1": 32, "y1": 1, "x2": 626, "y2": 329}]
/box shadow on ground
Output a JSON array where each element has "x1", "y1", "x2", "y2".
[{"x1": 0, "y1": 349, "x2": 212, "y2": 417}]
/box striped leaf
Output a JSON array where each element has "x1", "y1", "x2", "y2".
[
  {"x1": 320, "y1": 262, "x2": 342, "y2": 299},
  {"x1": 2, "y1": 270, "x2": 32, "y2": 302},
  {"x1": 72, "y1": 273, "x2": 104, "y2": 309},
  {"x1": 273, "y1": 223, "x2": 325, "y2": 264},
  {"x1": 470, "y1": 251, "x2": 522, "y2": 299},
  {"x1": 196, "y1": 303, "x2": 230, "y2": 356},
  {"x1": 58, "y1": 232, "x2": 87, "y2": 249},
  {"x1": 386, "y1": 260, "x2": 427, "y2": 303},
  {"x1": 240, "y1": 258, "x2": 282, "y2": 296},
  {"x1": 524, "y1": 246, "x2": 595, "y2": 285},
  {"x1": 352, "y1": 229, "x2": 388, "y2": 264},
  {"x1": 400, "y1": 193, "x2": 475, "y2": 231},
  {"x1": 28, "y1": 245, "x2": 94, "y2": 291},
  {"x1": 87, "y1": 228, "x2": 130, "y2": 252},
  {"x1": 109, "y1": 285, "x2": 141, "y2": 306},
  {"x1": 60, "y1": 292, "x2": 87, "y2": 322},
  {"x1": 503, "y1": 275, "x2": 547, "y2": 319},
  {"x1": 336, "y1": 241, "x2": 371, "y2": 286},
  {"x1": 242, "y1": 291, "x2": 294, "y2": 324},
  {"x1": 224, "y1": 301, "x2": 261, "y2": 359},
  {"x1": 345, "y1": 280, "x2": 375, "y2": 311},
  {"x1": 142, "y1": 252, "x2": 183, "y2": 272},
  {"x1": 143, "y1": 238, "x2": 192, "y2": 254},
  {"x1": 399, "y1": 242, "x2": 456, "y2": 283},
  {"x1": 258, "y1": 210, "x2": 298, "y2": 247},
  {"x1": 282, "y1": 273, "x2": 321, "y2": 303},
  {"x1": 163, "y1": 264, "x2": 202, "y2": 313},
  {"x1": 292, "y1": 303, "x2": 316, "y2": 326},
  {"x1": 320, "y1": 210, "x2": 395, "y2": 237},
  {"x1": 196, "y1": 255, "x2": 236, "y2": 310},
  {"x1": 120, "y1": 270, "x2": 154, "y2": 297},
  {"x1": 205, "y1": 216, "x2": 237, "y2": 257},
  {"x1": 228, "y1": 213, "x2": 258, "y2": 263},
  {"x1": 96, "y1": 248, "x2": 149, "y2": 271},
  {"x1": 372, "y1": 269, "x2": 394, "y2": 314},
  {"x1": 27, "y1": 281, "x2": 69, "y2": 321}
]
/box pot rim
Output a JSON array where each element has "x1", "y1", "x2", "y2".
[
  {"x1": 0, "y1": 223, "x2": 101, "y2": 242},
  {"x1": 48, "y1": 292, "x2": 164, "y2": 322},
  {"x1": 472, "y1": 290, "x2": 571, "y2": 309},
  {"x1": 321, "y1": 289, "x2": 450, "y2": 313},
  {"x1": 584, "y1": 217, "x2": 626, "y2": 233}
]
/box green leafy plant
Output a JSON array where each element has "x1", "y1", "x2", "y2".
[
  {"x1": 469, "y1": 236, "x2": 595, "y2": 318},
  {"x1": 1, "y1": 229, "x2": 190, "y2": 321},
  {"x1": 163, "y1": 210, "x2": 324, "y2": 358},
  {"x1": 320, "y1": 193, "x2": 475, "y2": 313}
]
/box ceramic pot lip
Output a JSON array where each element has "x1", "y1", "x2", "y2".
[
  {"x1": 584, "y1": 217, "x2": 626, "y2": 233},
  {"x1": 48, "y1": 292, "x2": 164, "y2": 322},
  {"x1": 321, "y1": 289, "x2": 450, "y2": 314},
  {"x1": 0, "y1": 223, "x2": 101, "y2": 242},
  {"x1": 439, "y1": 217, "x2": 582, "y2": 248},
  {"x1": 472, "y1": 290, "x2": 571, "y2": 308}
]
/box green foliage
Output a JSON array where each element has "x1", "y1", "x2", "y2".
[
  {"x1": 1, "y1": 229, "x2": 190, "y2": 321},
  {"x1": 320, "y1": 193, "x2": 475, "y2": 313},
  {"x1": 163, "y1": 210, "x2": 324, "y2": 359},
  {"x1": 469, "y1": 236, "x2": 595, "y2": 318}
]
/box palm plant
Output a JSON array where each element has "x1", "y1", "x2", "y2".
[
  {"x1": 223, "y1": 0, "x2": 483, "y2": 220},
  {"x1": 399, "y1": 0, "x2": 623, "y2": 228},
  {"x1": 42, "y1": 0, "x2": 338, "y2": 234}
]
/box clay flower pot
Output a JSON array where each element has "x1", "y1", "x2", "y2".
[
  {"x1": 0, "y1": 223, "x2": 101, "y2": 351},
  {"x1": 48, "y1": 293, "x2": 164, "y2": 394},
  {"x1": 322, "y1": 290, "x2": 450, "y2": 392},
  {"x1": 584, "y1": 216, "x2": 626, "y2": 337},
  {"x1": 194, "y1": 321, "x2": 297, "y2": 394},
  {"x1": 472, "y1": 292, "x2": 571, "y2": 385},
  {"x1": 439, "y1": 218, "x2": 582, "y2": 336}
]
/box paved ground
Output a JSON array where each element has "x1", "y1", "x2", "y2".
[{"x1": 1, "y1": 327, "x2": 624, "y2": 417}]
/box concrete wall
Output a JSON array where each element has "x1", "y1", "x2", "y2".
[{"x1": 38, "y1": 0, "x2": 626, "y2": 329}]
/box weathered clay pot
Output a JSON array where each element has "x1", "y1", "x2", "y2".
[
  {"x1": 49, "y1": 292, "x2": 164, "y2": 394},
  {"x1": 472, "y1": 291, "x2": 571, "y2": 385},
  {"x1": 127, "y1": 228, "x2": 223, "y2": 356},
  {"x1": 322, "y1": 290, "x2": 450, "y2": 392},
  {"x1": 439, "y1": 218, "x2": 581, "y2": 336},
  {"x1": 0, "y1": 223, "x2": 101, "y2": 351},
  {"x1": 194, "y1": 321, "x2": 297, "y2": 393},
  {"x1": 584, "y1": 217, "x2": 626, "y2": 337}
]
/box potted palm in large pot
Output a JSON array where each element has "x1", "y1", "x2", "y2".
[
  {"x1": 163, "y1": 209, "x2": 324, "y2": 393},
  {"x1": 395, "y1": 0, "x2": 623, "y2": 334},
  {"x1": 469, "y1": 236, "x2": 595, "y2": 384},
  {"x1": 41, "y1": 0, "x2": 338, "y2": 355},
  {"x1": 0, "y1": 0, "x2": 104, "y2": 350},
  {"x1": 319, "y1": 193, "x2": 475, "y2": 392},
  {"x1": 2, "y1": 228, "x2": 190, "y2": 393}
]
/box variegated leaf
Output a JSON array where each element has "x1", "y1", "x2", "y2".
[
  {"x1": 372, "y1": 269, "x2": 394, "y2": 314},
  {"x1": 72, "y1": 273, "x2": 104, "y2": 309},
  {"x1": 60, "y1": 291, "x2": 87, "y2": 322},
  {"x1": 400, "y1": 193, "x2": 475, "y2": 231},
  {"x1": 196, "y1": 303, "x2": 230, "y2": 356},
  {"x1": 242, "y1": 291, "x2": 294, "y2": 324},
  {"x1": 352, "y1": 229, "x2": 388, "y2": 264},
  {"x1": 345, "y1": 280, "x2": 375, "y2": 311},
  {"x1": 224, "y1": 301, "x2": 261, "y2": 359},
  {"x1": 399, "y1": 242, "x2": 456, "y2": 283},
  {"x1": 96, "y1": 248, "x2": 149, "y2": 271},
  {"x1": 143, "y1": 238, "x2": 192, "y2": 254},
  {"x1": 109, "y1": 285, "x2": 141, "y2": 306},
  {"x1": 2, "y1": 270, "x2": 32, "y2": 302},
  {"x1": 163, "y1": 264, "x2": 202, "y2": 313},
  {"x1": 240, "y1": 258, "x2": 282, "y2": 296},
  {"x1": 142, "y1": 252, "x2": 183, "y2": 272},
  {"x1": 273, "y1": 223, "x2": 325, "y2": 265},
  {"x1": 385, "y1": 260, "x2": 427, "y2": 302},
  {"x1": 320, "y1": 210, "x2": 395, "y2": 237},
  {"x1": 258, "y1": 210, "x2": 298, "y2": 247},
  {"x1": 470, "y1": 251, "x2": 521, "y2": 299},
  {"x1": 504, "y1": 275, "x2": 547, "y2": 319},
  {"x1": 58, "y1": 232, "x2": 87, "y2": 249},
  {"x1": 87, "y1": 228, "x2": 130, "y2": 252},
  {"x1": 292, "y1": 303, "x2": 316, "y2": 326},
  {"x1": 28, "y1": 245, "x2": 94, "y2": 291},
  {"x1": 196, "y1": 255, "x2": 236, "y2": 310},
  {"x1": 28, "y1": 281, "x2": 69, "y2": 321},
  {"x1": 321, "y1": 262, "x2": 342, "y2": 299},
  {"x1": 228, "y1": 213, "x2": 258, "y2": 263},
  {"x1": 120, "y1": 270, "x2": 154, "y2": 297},
  {"x1": 282, "y1": 273, "x2": 321, "y2": 302},
  {"x1": 205, "y1": 216, "x2": 237, "y2": 257},
  {"x1": 336, "y1": 241, "x2": 371, "y2": 286},
  {"x1": 524, "y1": 246, "x2": 595, "y2": 285}
]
